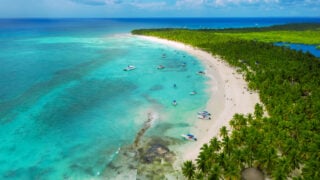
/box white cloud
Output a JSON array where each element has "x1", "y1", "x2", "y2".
[
  {"x1": 70, "y1": 0, "x2": 106, "y2": 6},
  {"x1": 105, "y1": 0, "x2": 124, "y2": 5},
  {"x1": 129, "y1": 1, "x2": 167, "y2": 9},
  {"x1": 204, "y1": 0, "x2": 279, "y2": 7},
  {"x1": 304, "y1": 0, "x2": 320, "y2": 5},
  {"x1": 104, "y1": 0, "x2": 168, "y2": 10},
  {"x1": 176, "y1": 0, "x2": 205, "y2": 7}
]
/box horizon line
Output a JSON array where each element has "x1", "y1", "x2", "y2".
[{"x1": 1, "y1": 16, "x2": 320, "y2": 19}]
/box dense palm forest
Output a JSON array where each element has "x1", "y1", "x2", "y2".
[{"x1": 132, "y1": 24, "x2": 320, "y2": 179}]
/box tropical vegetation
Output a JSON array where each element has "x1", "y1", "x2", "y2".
[
  {"x1": 132, "y1": 23, "x2": 320, "y2": 179},
  {"x1": 206, "y1": 23, "x2": 320, "y2": 45}
]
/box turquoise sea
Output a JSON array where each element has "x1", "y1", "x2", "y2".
[{"x1": 1, "y1": 18, "x2": 320, "y2": 179}]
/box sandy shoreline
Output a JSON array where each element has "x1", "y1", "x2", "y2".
[{"x1": 136, "y1": 35, "x2": 261, "y2": 169}]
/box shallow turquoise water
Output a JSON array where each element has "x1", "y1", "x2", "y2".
[{"x1": 0, "y1": 31, "x2": 208, "y2": 179}]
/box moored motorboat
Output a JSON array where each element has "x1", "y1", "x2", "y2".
[
  {"x1": 198, "y1": 115, "x2": 211, "y2": 120},
  {"x1": 189, "y1": 91, "x2": 197, "y2": 95},
  {"x1": 198, "y1": 111, "x2": 212, "y2": 120},
  {"x1": 124, "y1": 65, "x2": 136, "y2": 71},
  {"x1": 157, "y1": 65, "x2": 165, "y2": 69},
  {"x1": 197, "y1": 111, "x2": 211, "y2": 116},
  {"x1": 181, "y1": 134, "x2": 197, "y2": 141},
  {"x1": 172, "y1": 100, "x2": 177, "y2": 106}
]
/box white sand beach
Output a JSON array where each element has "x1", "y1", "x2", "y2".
[{"x1": 136, "y1": 35, "x2": 261, "y2": 169}]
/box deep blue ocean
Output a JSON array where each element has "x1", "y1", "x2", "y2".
[{"x1": 0, "y1": 18, "x2": 319, "y2": 179}]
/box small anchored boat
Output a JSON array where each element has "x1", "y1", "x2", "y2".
[
  {"x1": 157, "y1": 65, "x2": 165, "y2": 69},
  {"x1": 198, "y1": 111, "x2": 212, "y2": 120},
  {"x1": 181, "y1": 134, "x2": 197, "y2": 141},
  {"x1": 198, "y1": 115, "x2": 211, "y2": 120},
  {"x1": 198, "y1": 111, "x2": 211, "y2": 116},
  {"x1": 189, "y1": 91, "x2": 197, "y2": 95},
  {"x1": 172, "y1": 100, "x2": 177, "y2": 106},
  {"x1": 123, "y1": 65, "x2": 136, "y2": 71}
]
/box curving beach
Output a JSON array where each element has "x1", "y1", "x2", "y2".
[{"x1": 137, "y1": 35, "x2": 261, "y2": 167}]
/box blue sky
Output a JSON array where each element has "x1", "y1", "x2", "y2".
[{"x1": 0, "y1": 0, "x2": 319, "y2": 18}]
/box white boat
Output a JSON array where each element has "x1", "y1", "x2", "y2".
[
  {"x1": 189, "y1": 91, "x2": 197, "y2": 95},
  {"x1": 198, "y1": 115, "x2": 211, "y2": 120},
  {"x1": 124, "y1": 65, "x2": 136, "y2": 71},
  {"x1": 157, "y1": 65, "x2": 165, "y2": 69},
  {"x1": 181, "y1": 134, "x2": 197, "y2": 141},
  {"x1": 198, "y1": 111, "x2": 212, "y2": 120},
  {"x1": 197, "y1": 111, "x2": 211, "y2": 116}
]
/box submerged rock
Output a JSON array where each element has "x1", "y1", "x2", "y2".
[
  {"x1": 137, "y1": 138, "x2": 176, "y2": 164},
  {"x1": 143, "y1": 143, "x2": 169, "y2": 163},
  {"x1": 149, "y1": 84, "x2": 163, "y2": 91},
  {"x1": 124, "y1": 151, "x2": 136, "y2": 158}
]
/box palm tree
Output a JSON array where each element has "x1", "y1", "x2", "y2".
[
  {"x1": 231, "y1": 149, "x2": 246, "y2": 170},
  {"x1": 254, "y1": 103, "x2": 264, "y2": 119},
  {"x1": 224, "y1": 162, "x2": 240, "y2": 180},
  {"x1": 220, "y1": 126, "x2": 228, "y2": 138},
  {"x1": 209, "y1": 137, "x2": 221, "y2": 152},
  {"x1": 197, "y1": 143, "x2": 217, "y2": 176},
  {"x1": 231, "y1": 127, "x2": 248, "y2": 146},
  {"x1": 301, "y1": 158, "x2": 320, "y2": 179},
  {"x1": 243, "y1": 148, "x2": 253, "y2": 168},
  {"x1": 247, "y1": 113, "x2": 254, "y2": 125},
  {"x1": 196, "y1": 151, "x2": 209, "y2": 174},
  {"x1": 208, "y1": 164, "x2": 222, "y2": 180},
  {"x1": 220, "y1": 126, "x2": 228, "y2": 139},
  {"x1": 272, "y1": 158, "x2": 291, "y2": 180},
  {"x1": 220, "y1": 132, "x2": 233, "y2": 158},
  {"x1": 230, "y1": 114, "x2": 247, "y2": 130},
  {"x1": 256, "y1": 145, "x2": 278, "y2": 174},
  {"x1": 287, "y1": 149, "x2": 302, "y2": 171},
  {"x1": 182, "y1": 160, "x2": 196, "y2": 180}
]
